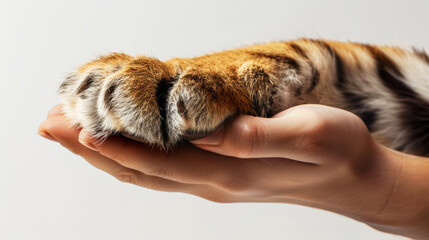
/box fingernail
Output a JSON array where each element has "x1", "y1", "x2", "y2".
[
  {"x1": 38, "y1": 129, "x2": 57, "y2": 142},
  {"x1": 78, "y1": 131, "x2": 98, "y2": 152},
  {"x1": 190, "y1": 125, "x2": 224, "y2": 146}
]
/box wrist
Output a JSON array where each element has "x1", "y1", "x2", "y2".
[{"x1": 365, "y1": 146, "x2": 429, "y2": 239}]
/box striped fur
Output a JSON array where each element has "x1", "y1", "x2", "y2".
[{"x1": 59, "y1": 39, "x2": 429, "y2": 155}]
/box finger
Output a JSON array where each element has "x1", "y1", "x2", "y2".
[
  {"x1": 79, "y1": 129, "x2": 317, "y2": 195},
  {"x1": 38, "y1": 115, "x2": 195, "y2": 193},
  {"x1": 79, "y1": 132, "x2": 236, "y2": 185},
  {"x1": 47, "y1": 104, "x2": 64, "y2": 118},
  {"x1": 190, "y1": 105, "x2": 344, "y2": 164},
  {"x1": 38, "y1": 105, "x2": 66, "y2": 141},
  {"x1": 39, "y1": 114, "x2": 274, "y2": 203},
  {"x1": 189, "y1": 115, "x2": 314, "y2": 161}
]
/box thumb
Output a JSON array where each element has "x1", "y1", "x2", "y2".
[
  {"x1": 190, "y1": 115, "x2": 266, "y2": 158},
  {"x1": 190, "y1": 114, "x2": 313, "y2": 161}
]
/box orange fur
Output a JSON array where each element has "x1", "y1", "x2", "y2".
[{"x1": 59, "y1": 39, "x2": 429, "y2": 154}]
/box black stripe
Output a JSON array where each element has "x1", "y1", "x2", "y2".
[
  {"x1": 249, "y1": 68, "x2": 271, "y2": 117},
  {"x1": 413, "y1": 47, "x2": 429, "y2": 65},
  {"x1": 155, "y1": 78, "x2": 174, "y2": 145},
  {"x1": 307, "y1": 68, "x2": 320, "y2": 93},
  {"x1": 76, "y1": 73, "x2": 95, "y2": 96},
  {"x1": 104, "y1": 83, "x2": 117, "y2": 110},
  {"x1": 290, "y1": 43, "x2": 308, "y2": 59},
  {"x1": 294, "y1": 86, "x2": 302, "y2": 96},
  {"x1": 289, "y1": 42, "x2": 319, "y2": 93},
  {"x1": 366, "y1": 45, "x2": 421, "y2": 99},
  {"x1": 313, "y1": 40, "x2": 378, "y2": 131},
  {"x1": 59, "y1": 73, "x2": 77, "y2": 94},
  {"x1": 367, "y1": 46, "x2": 429, "y2": 155},
  {"x1": 249, "y1": 52, "x2": 299, "y2": 70}
]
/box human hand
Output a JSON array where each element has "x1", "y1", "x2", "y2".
[{"x1": 38, "y1": 104, "x2": 429, "y2": 239}]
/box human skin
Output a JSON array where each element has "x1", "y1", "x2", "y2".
[{"x1": 38, "y1": 104, "x2": 429, "y2": 239}]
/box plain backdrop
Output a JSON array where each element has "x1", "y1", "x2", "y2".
[{"x1": 1, "y1": 0, "x2": 427, "y2": 239}]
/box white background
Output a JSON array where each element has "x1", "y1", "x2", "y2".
[{"x1": 1, "y1": 0, "x2": 427, "y2": 239}]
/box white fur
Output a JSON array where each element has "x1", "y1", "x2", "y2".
[{"x1": 59, "y1": 41, "x2": 429, "y2": 153}]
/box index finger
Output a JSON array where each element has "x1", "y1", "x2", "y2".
[{"x1": 47, "y1": 104, "x2": 64, "y2": 118}]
